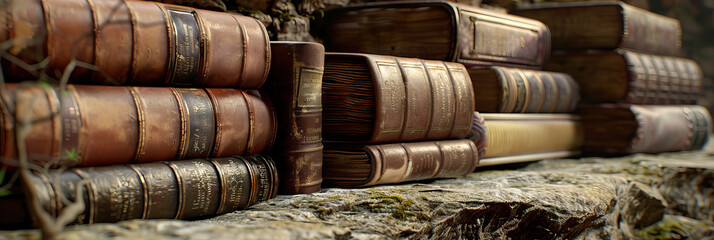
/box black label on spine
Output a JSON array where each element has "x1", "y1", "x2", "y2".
[
  {"x1": 167, "y1": 8, "x2": 202, "y2": 85},
  {"x1": 178, "y1": 89, "x2": 215, "y2": 158}
]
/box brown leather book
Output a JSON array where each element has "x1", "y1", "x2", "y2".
[
  {"x1": 323, "y1": 53, "x2": 475, "y2": 143},
  {"x1": 1, "y1": 83, "x2": 277, "y2": 167},
  {"x1": 25, "y1": 155, "x2": 277, "y2": 224},
  {"x1": 1, "y1": 0, "x2": 270, "y2": 88},
  {"x1": 469, "y1": 67, "x2": 579, "y2": 113},
  {"x1": 513, "y1": 2, "x2": 681, "y2": 56},
  {"x1": 581, "y1": 104, "x2": 711, "y2": 155},
  {"x1": 323, "y1": 139, "x2": 479, "y2": 187},
  {"x1": 546, "y1": 49, "x2": 702, "y2": 104},
  {"x1": 319, "y1": 1, "x2": 550, "y2": 68},
  {"x1": 479, "y1": 114, "x2": 583, "y2": 166},
  {"x1": 263, "y1": 42, "x2": 324, "y2": 194}
]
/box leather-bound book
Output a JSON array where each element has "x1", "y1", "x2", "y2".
[
  {"x1": 323, "y1": 139, "x2": 479, "y2": 187},
  {"x1": 1, "y1": 83, "x2": 276, "y2": 167},
  {"x1": 26, "y1": 155, "x2": 278, "y2": 224},
  {"x1": 469, "y1": 67, "x2": 579, "y2": 113},
  {"x1": 513, "y1": 2, "x2": 681, "y2": 56},
  {"x1": 322, "y1": 53, "x2": 475, "y2": 143},
  {"x1": 1, "y1": 0, "x2": 270, "y2": 88},
  {"x1": 318, "y1": 1, "x2": 550, "y2": 69},
  {"x1": 546, "y1": 49, "x2": 702, "y2": 104},
  {"x1": 581, "y1": 104, "x2": 711, "y2": 155},
  {"x1": 263, "y1": 42, "x2": 324, "y2": 194},
  {"x1": 479, "y1": 114, "x2": 583, "y2": 166}
]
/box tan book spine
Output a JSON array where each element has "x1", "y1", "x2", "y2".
[
  {"x1": 323, "y1": 53, "x2": 474, "y2": 143},
  {"x1": 482, "y1": 114, "x2": 583, "y2": 158},
  {"x1": 2, "y1": 84, "x2": 276, "y2": 167},
  {"x1": 547, "y1": 49, "x2": 702, "y2": 104},
  {"x1": 31, "y1": 156, "x2": 278, "y2": 224},
  {"x1": 469, "y1": 67, "x2": 579, "y2": 113},
  {"x1": 323, "y1": 139, "x2": 478, "y2": 187},
  {"x1": 264, "y1": 42, "x2": 324, "y2": 194},
  {"x1": 514, "y1": 2, "x2": 681, "y2": 56},
  {"x1": 2, "y1": 0, "x2": 270, "y2": 87},
  {"x1": 581, "y1": 104, "x2": 711, "y2": 154}
]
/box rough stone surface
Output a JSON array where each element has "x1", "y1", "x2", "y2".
[{"x1": 2, "y1": 147, "x2": 714, "y2": 239}]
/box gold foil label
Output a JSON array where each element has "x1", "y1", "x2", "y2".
[{"x1": 296, "y1": 68, "x2": 323, "y2": 108}]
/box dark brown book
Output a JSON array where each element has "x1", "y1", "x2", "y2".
[
  {"x1": 479, "y1": 113, "x2": 583, "y2": 166},
  {"x1": 581, "y1": 104, "x2": 711, "y2": 155},
  {"x1": 513, "y1": 2, "x2": 681, "y2": 56},
  {"x1": 319, "y1": 1, "x2": 550, "y2": 68},
  {"x1": 469, "y1": 67, "x2": 579, "y2": 113},
  {"x1": 546, "y1": 49, "x2": 702, "y2": 104},
  {"x1": 323, "y1": 53, "x2": 475, "y2": 143},
  {"x1": 1, "y1": 0, "x2": 270, "y2": 88},
  {"x1": 323, "y1": 139, "x2": 479, "y2": 187},
  {"x1": 263, "y1": 42, "x2": 324, "y2": 194},
  {"x1": 24, "y1": 155, "x2": 277, "y2": 224},
  {"x1": 1, "y1": 83, "x2": 276, "y2": 167}
]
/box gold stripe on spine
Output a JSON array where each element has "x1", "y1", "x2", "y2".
[
  {"x1": 205, "y1": 90, "x2": 222, "y2": 156},
  {"x1": 124, "y1": 0, "x2": 138, "y2": 84},
  {"x1": 171, "y1": 88, "x2": 189, "y2": 159},
  {"x1": 257, "y1": 18, "x2": 271, "y2": 82},
  {"x1": 419, "y1": 60, "x2": 436, "y2": 138},
  {"x1": 400, "y1": 143, "x2": 411, "y2": 183},
  {"x1": 241, "y1": 91, "x2": 256, "y2": 154},
  {"x1": 514, "y1": 69, "x2": 530, "y2": 113},
  {"x1": 86, "y1": 0, "x2": 98, "y2": 66},
  {"x1": 157, "y1": 3, "x2": 173, "y2": 84},
  {"x1": 193, "y1": 10, "x2": 209, "y2": 86},
  {"x1": 72, "y1": 169, "x2": 97, "y2": 224},
  {"x1": 128, "y1": 164, "x2": 150, "y2": 219},
  {"x1": 128, "y1": 87, "x2": 146, "y2": 163},
  {"x1": 34, "y1": 172, "x2": 58, "y2": 218},
  {"x1": 433, "y1": 142, "x2": 444, "y2": 179},
  {"x1": 260, "y1": 155, "x2": 278, "y2": 199},
  {"x1": 231, "y1": 14, "x2": 248, "y2": 87},
  {"x1": 243, "y1": 155, "x2": 256, "y2": 206},
  {"x1": 394, "y1": 58, "x2": 412, "y2": 140},
  {"x1": 165, "y1": 162, "x2": 185, "y2": 219},
  {"x1": 209, "y1": 159, "x2": 228, "y2": 214},
  {"x1": 44, "y1": 87, "x2": 61, "y2": 161}
]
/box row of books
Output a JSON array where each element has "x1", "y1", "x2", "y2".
[{"x1": 0, "y1": 0, "x2": 710, "y2": 228}]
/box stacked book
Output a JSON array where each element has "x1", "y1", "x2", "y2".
[
  {"x1": 514, "y1": 1, "x2": 711, "y2": 155},
  {"x1": 0, "y1": 0, "x2": 281, "y2": 226},
  {"x1": 319, "y1": 1, "x2": 584, "y2": 168}
]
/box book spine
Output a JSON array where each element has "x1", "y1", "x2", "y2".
[
  {"x1": 482, "y1": 114, "x2": 583, "y2": 158},
  {"x1": 456, "y1": 5, "x2": 550, "y2": 68},
  {"x1": 3, "y1": 0, "x2": 270, "y2": 88},
  {"x1": 264, "y1": 42, "x2": 324, "y2": 194},
  {"x1": 620, "y1": 4, "x2": 682, "y2": 56},
  {"x1": 468, "y1": 112, "x2": 488, "y2": 160},
  {"x1": 1, "y1": 84, "x2": 276, "y2": 167},
  {"x1": 476, "y1": 67, "x2": 579, "y2": 113},
  {"x1": 622, "y1": 50, "x2": 702, "y2": 104},
  {"x1": 364, "y1": 54, "x2": 474, "y2": 143},
  {"x1": 582, "y1": 105, "x2": 711, "y2": 154},
  {"x1": 31, "y1": 156, "x2": 278, "y2": 224},
  {"x1": 360, "y1": 139, "x2": 479, "y2": 186}
]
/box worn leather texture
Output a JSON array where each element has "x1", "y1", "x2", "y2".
[
  {"x1": 469, "y1": 66, "x2": 579, "y2": 113},
  {"x1": 582, "y1": 104, "x2": 711, "y2": 154},
  {"x1": 621, "y1": 50, "x2": 702, "y2": 104},
  {"x1": 349, "y1": 139, "x2": 478, "y2": 187},
  {"x1": 28, "y1": 156, "x2": 278, "y2": 224},
  {"x1": 1, "y1": 0, "x2": 270, "y2": 88},
  {"x1": 1, "y1": 84, "x2": 276, "y2": 167},
  {"x1": 515, "y1": 1, "x2": 681, "y2": 56},
  {"x1": 264, "y1": 41, "x2": 325, "y2": 194},
  {"x1": 325, "y1": 53, "x2": 475, "y2": 143},
  {"x1": 322, "y1": 1, "x2": 550, "y2": 69}
]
